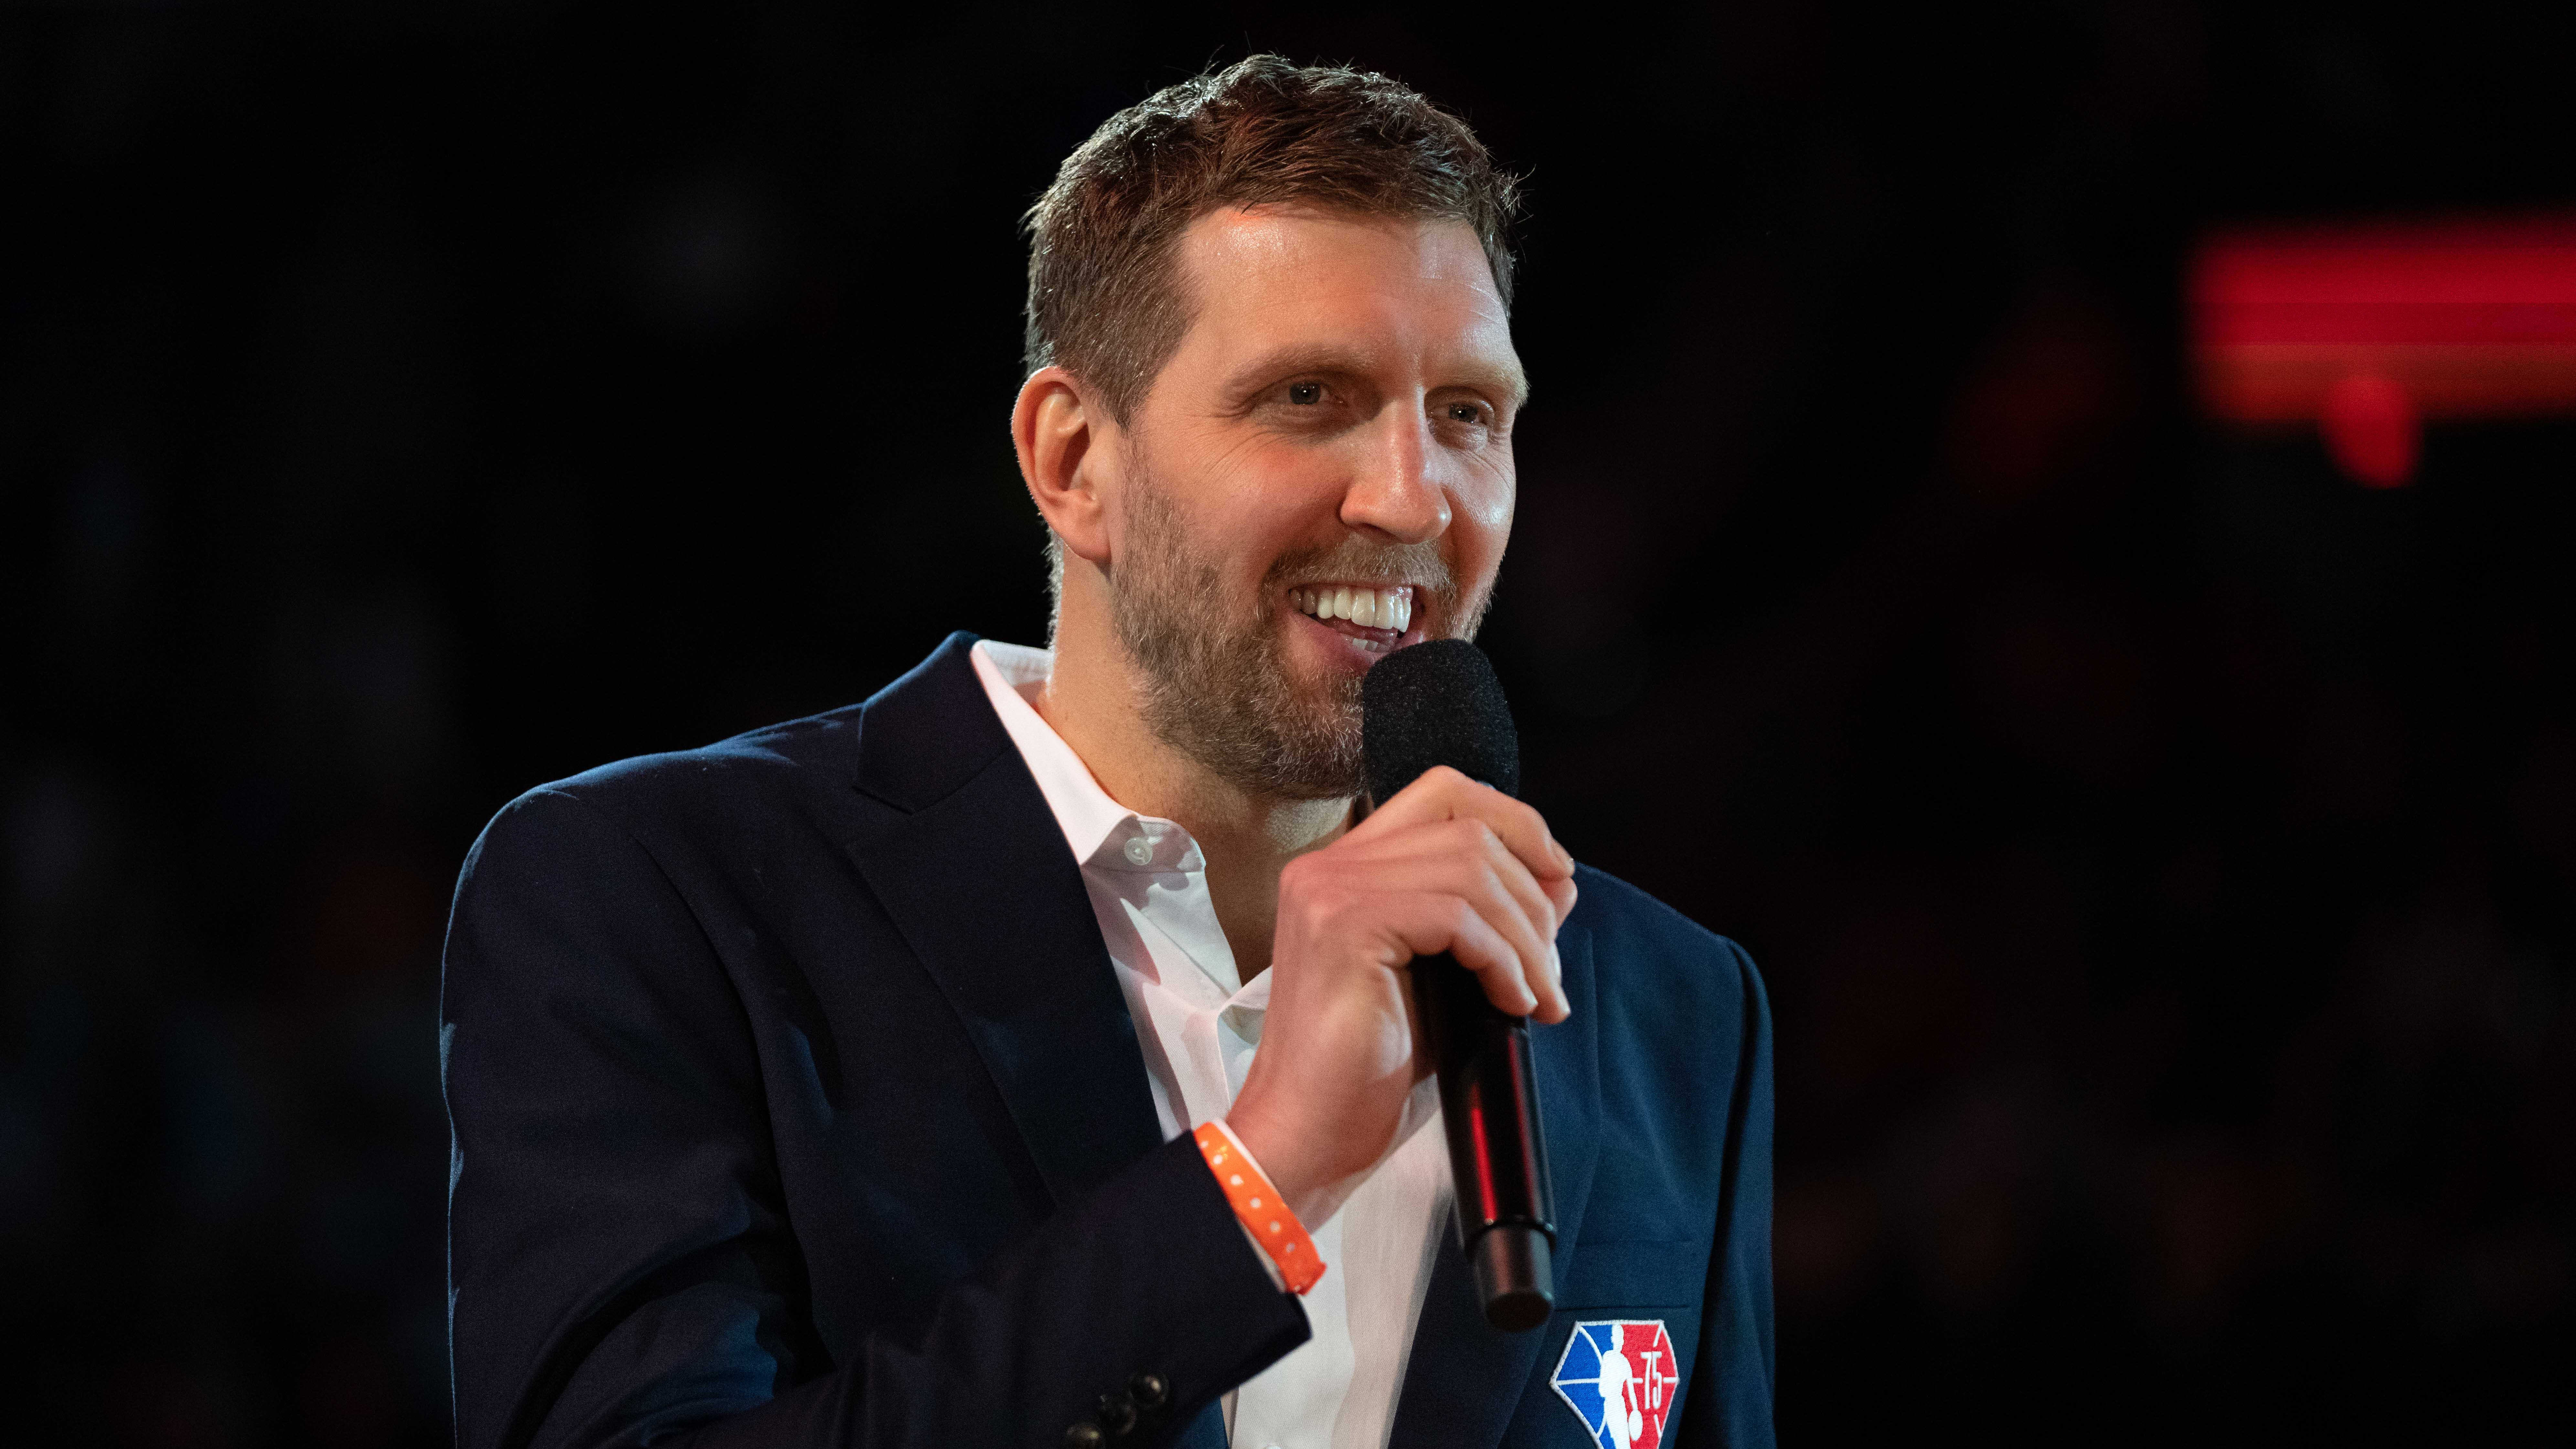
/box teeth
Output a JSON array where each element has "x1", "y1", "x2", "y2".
[{"x1": 1292, "y1": 584, "x2": 1414, "y2": 633}]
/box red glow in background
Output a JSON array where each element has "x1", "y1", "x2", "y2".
[{"x1": 2194, "y1": 214, "x2": 2576, "y2": 485}]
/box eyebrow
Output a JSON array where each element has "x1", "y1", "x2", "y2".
[{"x1": 1222, "y1": 343, "x2": 1532, "y2": 410}]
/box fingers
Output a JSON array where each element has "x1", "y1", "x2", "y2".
[
  {"x1": 1462, "y1": 823, "x2": 1570, "y2": 1020},
  {"x1": 1541, "y1": 870, "x2": 1579, "y2": 928},
  {"x1": 1292, "y1": 766, "x2": 1580, "y2": 1023},
  {"x1": 1354, "y1": 767, "x2": 1574, "y2": 886},
  {"x1": 1382, "y1": 892, "x2": 1543, "y2": 1017},
  {"x1": 1337, "y1": 774, "x2": 1578, "y2": 1023},
  {"x1": 1359, "y1": 836, "x2": 1568, "y2": 1023}
]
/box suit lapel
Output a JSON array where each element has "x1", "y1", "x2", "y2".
[
  {"x1": 1387, "y1": 923, "x2": 1603, "y2": 1449},
  {"x1": 840, "y1": 634, "x2": 1167, "y2": 1208}
]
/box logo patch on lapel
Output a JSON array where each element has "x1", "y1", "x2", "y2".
[{"x1": 1551, "y1": 1319, "x2": 1679, "y2": 1449}]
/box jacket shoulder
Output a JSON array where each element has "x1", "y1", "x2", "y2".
[
  {"x1": 557, "y1": 703, "x2": 865, "y2": 808},
  {"x1": 456, "y1": 635, "x2": 1002, "y2": 913},
  {"x1": 1568, "y1": 864, "x2": 1751, "y2": 965},
  {"x1": 500, "y1": 631, "x2": 1000, "y2": 835},
  {"x1": 466, "y1": 702, "x2": 869, "y2": 856},
  {"x1": 1566, "y1": 864, "x2": 1765, "y2": 1015}
]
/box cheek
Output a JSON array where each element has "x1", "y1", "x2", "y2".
[
  {"x1": 1458, "y1": 476, "x2": 1513, "y2": 533},
  {"x1": 1215, "y1": 445, "x2": 1360, "y2": 534},
  {"x1": 1142, "y1": 432, "x2": 1334, "y2": 571},
  {"x1": 1446, "y1": 457, "x2": 1515, "y2": 568}
]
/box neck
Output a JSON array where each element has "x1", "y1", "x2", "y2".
[{"x1": 1032, "y1": 604, "x2": 1350, "y2": 979}]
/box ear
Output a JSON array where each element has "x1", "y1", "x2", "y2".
[{"x1": 1012, "y1": 365, "x2": 1117, "y2": 568}]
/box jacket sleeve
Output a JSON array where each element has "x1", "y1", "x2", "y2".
[
  {"x1": 1673, "y1": 940, "x2": 1776, "y2": 1449},
  {"x1": 441, "y1": 787, "x2": 1309, "y2": 1449}
]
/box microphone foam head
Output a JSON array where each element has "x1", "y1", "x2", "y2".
[{"x1": 1361, "y1": 639, "x2": 1520, "y2": 804}]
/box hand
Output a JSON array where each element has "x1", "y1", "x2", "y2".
[{"x1": 1225, "y1": 766, "x2": 1577, "y2": 1228}]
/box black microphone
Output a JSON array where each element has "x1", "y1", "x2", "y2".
[{"x1": 1360, "y1": 639, "x2": 1556, "y2": 1333}]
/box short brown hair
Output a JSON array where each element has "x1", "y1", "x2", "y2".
[{"x1": 1022, "y1": 55, "x2": 1521, "y2": 423}]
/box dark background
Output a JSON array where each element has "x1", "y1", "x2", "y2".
[{"x1": 6, "y1": 2, "x2": 2572, "y2": 1444}]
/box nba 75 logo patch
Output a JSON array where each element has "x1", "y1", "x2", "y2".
[{"x1": 1550, "y1": 1319, "x2": 1680, "y2": 1449}]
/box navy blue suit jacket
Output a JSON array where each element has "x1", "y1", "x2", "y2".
[{"x1": 441, "y1": 634, "x2": 1774, "y2": 1449}]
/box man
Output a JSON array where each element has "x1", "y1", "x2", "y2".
[{"x1": 443, "y1": 56, "x2": 1772, "y2": 1449}]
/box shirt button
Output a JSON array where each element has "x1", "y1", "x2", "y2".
[{"x1": 1123, "y1": 837, "x2": 1154, "y2": 866}]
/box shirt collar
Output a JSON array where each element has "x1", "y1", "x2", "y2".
[{"x1": 968, "y1": 640, "x2": 1207, "y2": 879}]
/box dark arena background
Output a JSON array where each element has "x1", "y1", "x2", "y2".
[{"x1": 6, "y1": 4, "x2": 2573, "y2": 1445}]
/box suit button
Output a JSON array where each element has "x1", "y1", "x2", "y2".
[
  {"x1": 1064, "y1": 1423, "x2": 1105, "y2": 1449},
  {"x1": 1096, "y1": 1392, "x2": 1138, "y2": 1436},
  {"x1": 1129, "y1": 1372, "x2": 1170, "y2": 1411}
]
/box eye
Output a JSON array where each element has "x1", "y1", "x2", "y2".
[
  {"x1": 1288, "y1": 381, "x2": 1323, "y2": 405},
  {"x1": 1447, "y1": 402, "x2": 1485, "y2": 424}
]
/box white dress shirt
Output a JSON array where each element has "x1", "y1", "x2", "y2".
[{"x1": 969, "y1": 641, "x2": 1453, "y2": 1449}]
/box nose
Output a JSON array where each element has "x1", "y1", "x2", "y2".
[{"x1": 1338, "y1": 404, "x2": 1450, "y2": 544}]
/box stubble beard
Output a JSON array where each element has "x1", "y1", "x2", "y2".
[{"x1": 1109, "y1": 461, "x2": 1488, "y2": 802}]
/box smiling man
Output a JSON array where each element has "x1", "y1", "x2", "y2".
[{"x1": 443, "y1": 57, "x2": 1772, "y2": 1449}]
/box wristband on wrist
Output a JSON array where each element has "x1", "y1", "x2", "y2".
[{"x1": 1194, "y1": 1121, "x2": 1324, "y2": 1296}]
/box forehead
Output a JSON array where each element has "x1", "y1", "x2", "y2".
[{"x1": 1165, "y1": 207, "x2": 1523, "y2": 397}]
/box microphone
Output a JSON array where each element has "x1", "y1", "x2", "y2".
[{"x1": 1361, "y1": 639, "x2": 1557, "y2": 1333}]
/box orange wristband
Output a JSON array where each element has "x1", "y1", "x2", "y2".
[{"x1": 1194, "y1": 1122, "x2": 1324, "y2": 1295}]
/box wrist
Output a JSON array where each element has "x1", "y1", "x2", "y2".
[
  {"x1": 1223, "y1": 1095, "x2": 1349, "y2": 1229},
  {"x1": 1193, "y1": 1121, "x2": 1324, "y2": 1295}
]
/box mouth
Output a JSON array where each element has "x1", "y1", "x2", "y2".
[{"x1": 1287, "y1": 582, "x2": 1423, "y2": 657}]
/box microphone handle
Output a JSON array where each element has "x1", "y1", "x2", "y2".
[{"x1": 1416, "y1": 953, "x2": 1556, "y2": 1333}]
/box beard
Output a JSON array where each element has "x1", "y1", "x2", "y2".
[{"x1": 1108, "y1": 462, "x2": 1487, "y2": 800}]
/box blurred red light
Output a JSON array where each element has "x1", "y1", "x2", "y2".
[
  {"x1": 2319, "y1": 374, "x2": 2419, "y2": 488},
  {"x1": 2192, "y1": 213, "x2": 2576, "y2": 483}
]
